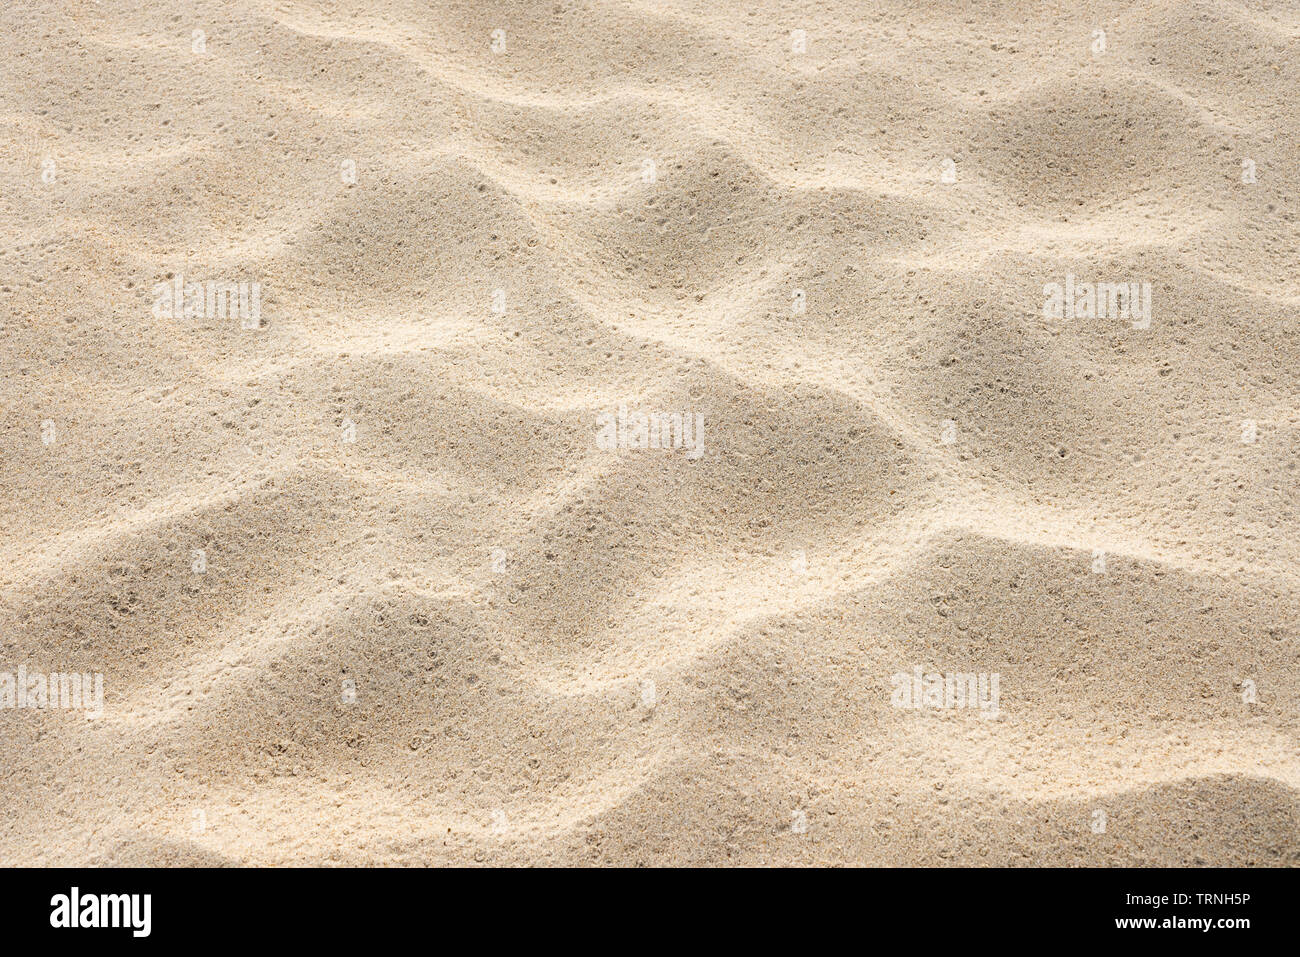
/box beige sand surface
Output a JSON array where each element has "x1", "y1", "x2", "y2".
[{"x1": 1, "y1": 0, "x2": 1297, "y2": 866}]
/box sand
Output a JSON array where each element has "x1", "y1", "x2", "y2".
[{"x1": 1, "y1": 0, "x2": 1297, "y2": 866}]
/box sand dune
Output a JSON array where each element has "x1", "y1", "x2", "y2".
[{"x1": 1, "y1": 0, "x2": 1296, "y2": 865}]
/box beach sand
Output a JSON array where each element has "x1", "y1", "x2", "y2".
[{"x1": 1, "y1": 0, "x2": 1297, "y2": 865}]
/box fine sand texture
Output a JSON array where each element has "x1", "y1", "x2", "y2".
[{"x1": 1, "y1": 0, "x2": 1298, "y2": 865}]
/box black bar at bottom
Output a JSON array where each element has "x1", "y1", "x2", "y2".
[{"x1": 0, "y1": 867, "x2": 1287, "y2": 943}]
